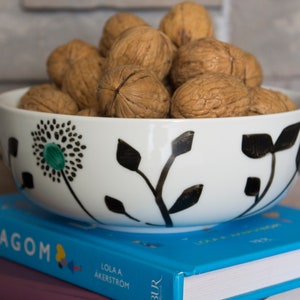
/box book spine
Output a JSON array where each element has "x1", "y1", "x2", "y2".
[{"x1": 0, "y1": 215, "x2": 181, "y2": 300}]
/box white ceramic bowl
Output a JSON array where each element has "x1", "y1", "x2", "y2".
[{"x1": 0, "y1": 87, "x2": 299, "y2": 233}]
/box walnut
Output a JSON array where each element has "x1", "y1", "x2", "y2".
[
  {"x1": 170, "y1": 73, "x2": 250, "y2": 118},
  {"x1": 62, "y1": 56, "x2": 105, "y2": 110},
  {"x1": 243, "y1": 51, "x2": 263, "y2": 87},
  {"x1": 276, "y1": 89, "x2": 297, "y2": 111},
  {"x1": 105, "y1": 26, "x2": 176, "y2": 80},
  {"x1": 97, "y1": 65, "x2": 170, "y2": 118},
  {"x1": 77, "y1": 108, "x2": 99, "y2": 117},
  {"x1": 20, "y1": 83, "x2": 57, "y2": 95},
  {"x1": 47, "y1": 39, "x2": 100, "y2": 87},
  {"x1": 19, "y1": 84, "x2": 78, "y2": 115},
  {"x1": 99, "y1": 12, "x2": 149, "y2": 57},
  {"x1": 19, "y1": 84, "x2": 56, "y2": 107},
  {"x1": 171, "y1": 38, "x2": 246, "y2": 88},
  {"x1": 159, "y1": 1, "x2": 214, "y2": 48},
  {"x1": 248, "y1": 87, "x2": 297, "y2": 115}
]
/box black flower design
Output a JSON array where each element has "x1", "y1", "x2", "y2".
[
  {"x1": 31, "y1": 119, "x2": 86, "y2": 183},
  {"x1": 30, "y1": 119, "x2": 101, "y2": 223}
]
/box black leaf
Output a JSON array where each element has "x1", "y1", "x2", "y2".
[
  {"x1": 296, "y1": 145, "x2": 300, "y2": 173},
  {"x1": 8, "y1": 137, "x2": 18, "y2": 157},
  {"x1": 274, "y1": 122, "x2": 300, "y2": 152},
  {"x1": 169, "y1": 184, "x2": 203, "y2": 214},
  {"x1": 105, "y1": 196, "x2": 127, "y2": 215},
  {"x1": 116, "y1": 139, "x2": 141, "y2": 171},
  {"x1": 242, "y1": 134, "x2": 274, "y2": 158},
  {"x1": 172, "y1": 131, "x2": 194, "y2": 157},
  {"x1": 8, "y1": 137, "x2": 19, "y2": 167},
  {"x1": 22, "y1": 172, "x2": 34, "y2": 189},
  {"x1": 244, "y1": 177, "x2": 260, "y2": 196},
  {"x1": 105, "y1": 196, "x2": 140, "y2": 222}
]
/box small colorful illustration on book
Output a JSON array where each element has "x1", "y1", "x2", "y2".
[{"x1": 55, "y1": 243, "x2": 82, "y2": 273}]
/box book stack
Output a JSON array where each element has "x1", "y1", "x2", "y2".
[{"x1": 1, "y1": 192, "x2": 300, "y2": 299}]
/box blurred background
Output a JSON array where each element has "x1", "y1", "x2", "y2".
[{"x1": 0, "y1": 0, "x2": 300, "y2": 94}]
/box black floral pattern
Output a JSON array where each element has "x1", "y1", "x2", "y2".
[{"x1": 31, "y1": 119, "x2": 86, "y2": 183}]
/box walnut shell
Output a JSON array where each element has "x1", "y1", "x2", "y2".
[
  {"x1": 62, "y1": 56, "x2": 105, "y2": 110},
  {"x1": 171, "y1": 73, "x2": 250, "y2": 118},
  {"x1": 276, "y1": 89, "x2": 297, "y2": 111},
  {"x1": 99, "y1": 12, "x2": 148, "y2": 57},
  {"x1": 97, "y1": 65, "x2": 170, "y2": 118},
  {"x1": 20, "y1": 83, "x2": 57, "y2": 96},
  {"x1": 77, "y1": 108, "x2": 99, "y2": 117},
  {"x1": 105, "y1": 26, "x2": 176, "y2": 80},
  {"x1": 171, "y1": 38, "x2": 246, "y2": 88},
  {"x1": 19, "y1": 84, "x2": 57, "y2": 107},
  {"x1": 47, "y1": 39, "x2": 100, "y2": 87},
  {"x1": 248, "y1": 87, "x2": 297, "y2": 115},
  {"x1": 159, "y1": 1, "x2": 214, "y2": 48},
  {"x1": 19, "y1": 84, "x2": 78, "y2": 115},
  {"x1": 243, "y1": 52, "x2": 263, "y2": 87}
]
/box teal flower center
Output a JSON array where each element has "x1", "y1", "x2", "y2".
[{"x1": 43, "y1": 143, "x2": 65, "y2": 171}]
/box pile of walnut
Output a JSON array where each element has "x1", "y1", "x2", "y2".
[{"x1": 19, "y1": 1, "x2": 297, "y2": 118}]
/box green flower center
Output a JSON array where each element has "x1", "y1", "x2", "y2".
[{"x1": 43, "y1": 143, "x2": 65, "y2": 171}]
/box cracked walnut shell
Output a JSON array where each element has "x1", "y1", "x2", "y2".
[
  {"x1": 159, "y1": 1, "x2": 214, "y2": 48},
  {"x1": 105, "y1": 26, "x2": 176, "y2": 80},
  {"x1": 19, "y1": 84, "x2": 78, "y2": 115},
  {"x1": 97, "y1": 65, "x2": 170, "y2": 118},
  {"x1": 170, "y1": 73, "x2": 250, "y2": 118}
]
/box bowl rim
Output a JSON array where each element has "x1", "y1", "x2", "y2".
[{"x1": 0, "y1": 86, "x2": 299, "y2": 124}]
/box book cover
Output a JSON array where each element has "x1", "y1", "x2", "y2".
[{"x1": 1, "y1": 193, "x2": 300, "y2": 300}]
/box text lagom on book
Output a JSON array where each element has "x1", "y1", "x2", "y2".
[{"x1": 0, "y1": 228, "x2": 50, "y2": 261}]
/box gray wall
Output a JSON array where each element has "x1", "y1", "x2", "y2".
[{"x1": 1, "y1": 0, "x2": 299, "y2": 93}]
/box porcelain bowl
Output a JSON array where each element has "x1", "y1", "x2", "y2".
[{"x1": 0, "y1": 87, "x2": 299, "y2": 233}]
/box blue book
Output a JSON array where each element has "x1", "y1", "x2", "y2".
[{"x1": 1, "y1": 193, "x2": 300, "y2": 300}]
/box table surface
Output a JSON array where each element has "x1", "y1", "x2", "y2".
[{"x1": 1, "y1": 158, "x2": 300, "y2": 299}]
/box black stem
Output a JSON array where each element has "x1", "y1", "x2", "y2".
[
  {"x1": 243, "y1": 169, "x2": 298, "y2": 218},
  {"x1": 259, "y1": 153, "x2": 276, "y2": 200},
  {"x1": 154, "y1": 155, "x2": 175, "y2": 227},
  {"x1": 136, "y1": 156, "x2": 174, "y2": 227},
  {"x1": 61, "y1": 171, "x2": 102, "y2": 224},
  {"x1": 136, "y1": 169, "x2": 156, "y2": 196},
  {"x1": 124, "y1": 212, "x2": 140, "y2": 222},
  {"x1": 236, "y1": 153, "x2": 276, "y2": 219}
]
